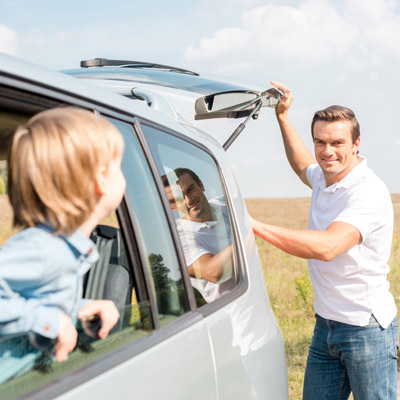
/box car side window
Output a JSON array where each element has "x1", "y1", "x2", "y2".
[
  {"x1": 141, "y1": 124, "x2": 237, "y2": 307},
  {"x1": 106, "y1": 117, "x2": 190, "y2": 320}
]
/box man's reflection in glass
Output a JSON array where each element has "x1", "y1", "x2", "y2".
[{"x1": 162, "y1": 168, "x2": 235, "y2": 304}]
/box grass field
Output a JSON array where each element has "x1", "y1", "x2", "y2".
[{"x1": 245, "y1": 194, "x2": 400, "y2": 399}]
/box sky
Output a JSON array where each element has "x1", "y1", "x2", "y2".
[{"x1": 1, "y1": 0, "x2": 399, "y2": 198}]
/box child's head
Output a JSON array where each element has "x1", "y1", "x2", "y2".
[{"x1": 8, "y1": 107, "x2": 124, "y2": 235}]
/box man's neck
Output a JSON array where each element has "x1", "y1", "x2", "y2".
[{"x1": 324, "y1": 156, "x2": 361, "y2": 187}]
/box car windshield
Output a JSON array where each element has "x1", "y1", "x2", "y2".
[{"x1": 63, "y1": 68, "x2": 248, "y2": 95}]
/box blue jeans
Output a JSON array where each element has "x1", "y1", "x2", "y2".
[{"x1": 303, "y1": 314, "x2": 399, "y2": 400}]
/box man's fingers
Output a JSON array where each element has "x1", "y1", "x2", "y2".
[
  {"x1": 270, "y1": 81, "x2": 291, "y2": 98},
  {"x1": 269, "y1": 80, "x2": 293, "y2": 115},
  {"x1": 270, "y1": 80, "x2": 287, "y2": 92}
]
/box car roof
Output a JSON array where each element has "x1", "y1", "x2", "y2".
[
  {"x1": 0, "y1": 53, "x2": 222, "y2": 149},
  {"x1": 62, "y1": 58, "x2": 267, "y2": 133},
  {"x1": 63, "y1": 58, "x2": 249, "y2": 96}
]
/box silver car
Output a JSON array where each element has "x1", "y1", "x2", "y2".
[{"x1": 0, "y1": 55, "x2": 288, "y2": 400}]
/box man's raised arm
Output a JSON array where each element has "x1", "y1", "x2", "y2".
[{"x1": 271, "y1": 81, "x2": 315, "y2": 188}]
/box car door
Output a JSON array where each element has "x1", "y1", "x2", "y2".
[{"x1": 140, "y1": 120, "x2": 288, "y2": 400}]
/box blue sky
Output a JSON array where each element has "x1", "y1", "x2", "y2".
[{"x1": 1, "y1": 0, "x2": 399, "y2": 198}]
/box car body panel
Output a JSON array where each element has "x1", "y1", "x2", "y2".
[{"x1": 55, "y1": 319, "x2": 218, "y2": 400}]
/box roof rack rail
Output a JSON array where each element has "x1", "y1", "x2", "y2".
[{"x1": 80, "y1": 58, "x2": 199, "y2": 76}]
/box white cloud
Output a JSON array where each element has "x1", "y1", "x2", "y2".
[
  {"x1": 184, "y1": 0, "x2": 400, "y2": 74},
  {"x1": 0, "y1": 25, "x2": 18, "y2": 55},
  {"x1": 193, "y1": 0, "x2": 262, "y2": 18},
  {"x1": 394, "y1": 140, "x2": 400, "y2": 146}
]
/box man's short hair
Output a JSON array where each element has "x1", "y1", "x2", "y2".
[
  {"x1": 174, "y1": 168, "x2": 202, "y2": 187},
  {"x1": 311, "y1": 105, "x2": 360, "y2": 144},
  {"x1": 8, "y1": 107, "x2": 124, "y2": 235}
]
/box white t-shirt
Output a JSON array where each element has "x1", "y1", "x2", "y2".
[
  {"x1": 306, "y1": 158, "x2": 396, "y2": 328},
  {"x1": 175, "y1": 200, "x2": 235, "y2": 303}
]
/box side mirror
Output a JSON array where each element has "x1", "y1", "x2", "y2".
[{"x1": 194, "y1": 88, "x2": 281, "y2": 120}]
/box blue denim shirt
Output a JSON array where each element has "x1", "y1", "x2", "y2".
[{"x1": 0, "y1": 226, "x2": 98, "y2": 339}]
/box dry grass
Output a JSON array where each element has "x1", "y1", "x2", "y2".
[{"x1": 246, "y1": 194, "x2": 400, "y2": 400}]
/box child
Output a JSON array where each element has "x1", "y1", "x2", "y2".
[{"x1": 0, "y1": 107, "x2": 125, "y2": 383}]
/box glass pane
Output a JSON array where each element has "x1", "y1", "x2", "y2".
[
  {"x1": 106, "y1": 118, "x2": 189, "y2": 318},
  {"x1": 142, "y1": 124, "x2": 237, "y2": 306}
]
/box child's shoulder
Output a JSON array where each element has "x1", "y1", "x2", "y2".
[
  {"x1": 0, "y1": 227, "x2": 68, "y2": 279},
  {"x1": 2, "y1": 226, "x2": 66, "y2": 254}
]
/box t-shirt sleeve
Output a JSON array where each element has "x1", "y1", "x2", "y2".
[
  {"x1": 178, "y1": 229, "x2": 210, "y2": 267},
  {"x1": 306, "y1": 164, "x2": 320, "y2": 188}
]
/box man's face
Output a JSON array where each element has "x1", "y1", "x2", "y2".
[
  {"x1": 313, "y1": 120, "x2": 360, "y2": 186},
  {"x1": 177, "y1": 173, "x2": 210, "y2": 222}
]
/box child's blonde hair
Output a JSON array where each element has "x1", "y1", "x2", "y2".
[{"x1": 8, "y1": 107, "x2": 124, "y2": 235}]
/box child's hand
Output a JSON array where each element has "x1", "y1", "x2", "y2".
[
  {"x1": 54, "y1": 313, "x2": 78, "y2": 362},
  {"x1": 78, "y1": 300, "x2": 120, "y2": 339}
]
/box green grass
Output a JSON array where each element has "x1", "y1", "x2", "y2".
[{"x1": 246, "y1": 194, "x2": 400, "y2": 400}]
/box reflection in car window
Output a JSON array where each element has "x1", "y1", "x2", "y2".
[
  {"x1": 107, "y1": 118, "x2": 189, "y2": 319},
  {"x1": 142, "y1": 124, "x2": 237, "y2": 307}
]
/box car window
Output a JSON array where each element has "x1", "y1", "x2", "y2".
[
  {"x1": 105, "y1": 117, "x2": 190, "y2": 320},
  {"x1": 141, "y1": 123, "x2": 237, "y2": 307}
]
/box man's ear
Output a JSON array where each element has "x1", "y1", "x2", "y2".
[
  {"x1": 199, "y1": 180, "x2": 205, "y2": 191},
  {"x1": 94, "y1": 165, "x2": 108, "y2": 196},
  {"x1": 353, "y1": 137, "x2": 361, "y2": 155}
]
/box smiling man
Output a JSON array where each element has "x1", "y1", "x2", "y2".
[
  {"x1": 251, "y1": 82, "x2": 398, "y2": 400},
  {"x1": 173, "y1": 168, "x2": 234, "y2": 304}
]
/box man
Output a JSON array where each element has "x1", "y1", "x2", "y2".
[
  {"x1": 171, "y1": 168, "x2": 235, "y2": 303},
  {"x1": 252, "y1": 81, "x2": 398, "y2": 399}
]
